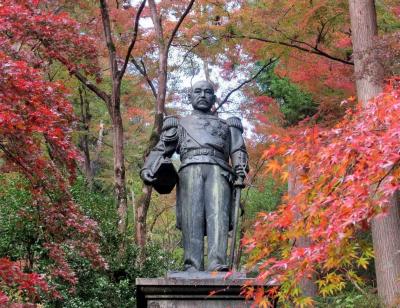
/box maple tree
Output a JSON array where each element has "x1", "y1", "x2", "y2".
[
  {"x1": 44, "y1": 0, "x2": 197, "y2": 243},
  {"x1": 0, "y1": 1, "x2": 106, "y2": 304},
  {"x1": 1, "y1": 0, "x2": 399, "y2": 306},
  {"x1": 242, "y1": 77, "x2": 400, "y2": 306},
  {"x1": 175, "y1": 0, "x2": 400, "y2": 305},
  {"x1": 349, "y1": 0, "x2": 400, "y2": 305},
  {"x1": 176, "y1": 0, "x2": 355, "y2": 103},
  {"x1": 62, "y1": 0, "x2": 147, "y2": 236}
]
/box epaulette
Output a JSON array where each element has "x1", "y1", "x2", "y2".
[
  {"x1": 162, "y1": 115, "x2": 179, "y2": 131},
  {"x1": 226, "y1": 117, "x2": 243, "y2": 133}
]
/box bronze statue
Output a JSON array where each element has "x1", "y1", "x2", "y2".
[{"x1": 140, "y1": 80, "x2": 248, "y2": 272}]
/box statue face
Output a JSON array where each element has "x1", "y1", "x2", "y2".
[{"x1": 189, "y1": 81, "x2": 216, "y2": 112}]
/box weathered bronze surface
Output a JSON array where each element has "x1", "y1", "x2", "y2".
[{"x1": 140, "y1": 80, "x2": 249, "y2": 272}]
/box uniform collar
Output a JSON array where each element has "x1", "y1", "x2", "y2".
[{"x1": 191, "y1": 109, "x2": 216, "y2": 117}]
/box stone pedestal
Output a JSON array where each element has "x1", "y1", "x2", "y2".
[{"x1": 136, "y1": 275, "x2": 277, "y2": 308}]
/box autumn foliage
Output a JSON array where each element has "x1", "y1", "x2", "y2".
[
  {"x1": 0, "y1": 1, "x2": 105, "y2": 305},
  {"x1": 243, "y1": 78, "x2": 400, "y2": 304},
  {"x1": 1, "y1": 0, "x2": 399, "y2": 306}
]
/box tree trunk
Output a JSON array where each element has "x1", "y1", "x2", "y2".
[
  {"x1": 91, "y1": 120, "x2": 105, "y2": 176},
  {"x1": 135, "y1": 113, "x2": 164, "y2": 248},
  {"x1": 349, "y1": 1, "x2": 400, "y2": 306},
  {"x1": 78, "y1": 86, "x2": 93, "y2": 189},
  {"x1": 112, "y1": 101, "x2": 128, "y2": 235},
  {"x1": 111, "y1": 81, "x2": 127, "y2": 235},
  {"x1": 135, "y1": 185, "x2": 152, "y2": 248},
  {"x1": 134, "y1": 0, "x2": 166, "y2": 249},
  {"x1": 288, "y1": 164, "x2": 318, "y2": 297}
]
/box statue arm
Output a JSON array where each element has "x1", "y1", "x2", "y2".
[
  {"x1": 227, "y1": 117, "x2": 249, "y2": 180},
  {"x1": 140, "y1": 116, "x2": 179, "y2": 183}
]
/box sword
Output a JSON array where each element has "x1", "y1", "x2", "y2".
[{"x1": 229, "y1": 175, "x2": 245, "y2": 271}]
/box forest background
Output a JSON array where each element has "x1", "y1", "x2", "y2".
[{"x1": 0, "y1": 0, "x2": 399, "y2": 307}]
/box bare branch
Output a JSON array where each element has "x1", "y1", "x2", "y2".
[
  {"x1": 225, "y1": 34, "x2": 354, "y2": 66},
  {"x1": 99, "y1": 0, "x2": 118, "y2": 77},
  {"x1": 70, "y1": 69, "x2": 111, "y2": 106},
  {"x1": 149, "y1": 204, "x2": 175, "y2": 233},
  {"x1": 315, "y1": 20, "x2": 328, "y2": 49},
  {"x1": 165, "y1": 0, "x2": 196, "y2": 53},
  {"x1": 131, "y1": 58, "x2": 157, "y2": 99},
  {"x1": 214, "y1": 58, "x2": 279, "y2": 112},
  {"x1": 175, "y1": 36, "x2": 211, "y2": 69},
  {"x1": 148, "y1": 0, "x2": 164, "y2": 47},
  {"x1": 118, "y1": 0, "x2": 147, "y2": 80}
]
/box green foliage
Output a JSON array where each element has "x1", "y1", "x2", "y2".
[
  {"x1": 243, "y1": 177, "x2": 286, "y2": 220},
  {"x1": 0, "y1": 174, "x2": 175, "y2": 307},
  {"x1": 48, "y1": 177, "x2": 175, "y2": 307},
  {"x1": 257, "y1": 63, "x2": 318, "y2": 126},
  {"x1": 315, "y1": 290, "x2": 381, "y2": 308},
  {"x1": 376, "y1": 2, "x2": 400, "y2": 33},
  {"x1": 70, "y1": 176, "x2": 118, "y2": 249},
  {"x1": 0, "y1": 173, "x2": 41, "y2": 262},
  {"x1": 47, "y1": 243, "x2": 171, "y2": 308}
]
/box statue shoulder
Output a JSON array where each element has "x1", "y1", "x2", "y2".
[
  {"x1": 162, "y1": 115, "x2": 180, "y2": 131},
  {"x1": 226, "y1": 117, "x2": 244, "y2": 133}
]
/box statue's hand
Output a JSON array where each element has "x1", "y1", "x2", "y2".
[
  {"x1": 234, "y1": 165, "x2": 246, "y2": 187},
  {"x1": 234, "y1": 165, "x2": 246, "y2": 178},
  {"x1": 141, "y1": 169, "x2": 156, "y2": 185}
]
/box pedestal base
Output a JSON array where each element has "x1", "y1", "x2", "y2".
[{"x1": 136, "y1": 276, "x2": 276, "y2": 308}]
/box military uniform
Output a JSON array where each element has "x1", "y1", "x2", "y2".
[{"x1": 141, "y1": 110, "x2": 248, "y2": 271}]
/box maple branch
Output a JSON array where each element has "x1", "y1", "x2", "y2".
[
  {"x1": 38, "y1": 37, "x2": 111, "y2": 108},
  {"x1": 214, "y1": 58, "x2": 278, "y2": 112},
  {"x1": 345, "y1": 271, "x2": 369, "y2": 297},
  {"x1": 175, "y1": 36, "x2": 211, "y2": 69},
  {"x1": 71, "y1": 69, "x2": 111, "y2": 106},
  {"x1": 131, "y1": 58, "x2": 157, "y2": 99},
  {"x1": 165, "y1": 0, "x2": 196, "y2": 53},
  {"x1": 372, "y1": 159, "x2": 400, "y2": 197},
  {"x1": 0, "y1": 142, "x2": 55, "y2": 202},
  {"x1": 315, "y1": 19, "x2": 328, "y2": 49},
  {"x1": 149, "y1": 204, "x2": 175, "y2": 233},
  {"x1": 99, "y1": 0, "x2": 118, "y2": 78},
  {"x1": 242, "y1": 157, "x2": 267, "y2": 207},
  {"x1": 118, "y1": 0, "x2": 146, "y2": 80},
  {"x1": 0, "y1": 143, "x2": 34, "y2": 180},
  {"x1": 224, "y1": 34, "x2": 354, "y2": 66}
]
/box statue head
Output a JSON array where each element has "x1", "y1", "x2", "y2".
[{"x1": 189, "y1": 80, "x2": 216, "y2": 112}]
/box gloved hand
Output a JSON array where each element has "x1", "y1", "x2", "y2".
[
  {"x1": 140, "y1": 169, "x2": 156, "y2": 185},
  {"x1": 234, "y1": 165, "x2": 246, "y2": 187},
  {"x1": 234, "y1": 165, "x2": 246, "y2": 178}
]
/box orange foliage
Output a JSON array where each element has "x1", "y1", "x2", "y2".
[{"x1": 243, "y1": 78, "x2": 400, "y2": 302}]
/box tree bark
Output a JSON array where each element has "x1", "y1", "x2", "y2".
[
  {"x1": 134, "y1": 0, "x2": 168, "y2": 249},
  {"x1": 99, "y1": 0, "x2": 129, "y2": 235},
  {"x1": 135, "y1": 185, "x2": 152, "y2": 248},
  {"x1": 349, "y1": 1, "x2": 400, "y2": 306},
  {"x1": 78, "y1": 86, "x2": 93, "y2": 189},
  {"x1": 288, "y1": 164, "x2": 318, "y2": 298},
  {"x1": 135, "y1": 113, "x2": 163, "y2": 248},
  {"x1": 91, "y1": 120, "x2": 105, "y2": 176},
  {"x1": 112, "y1": 100, "x2": 128, "y2": 234}
]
